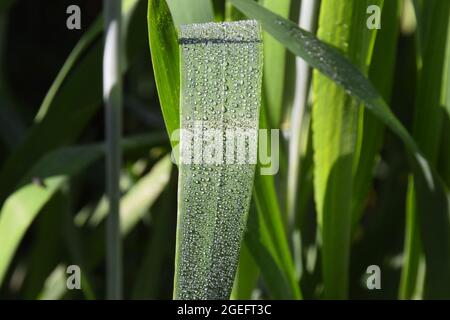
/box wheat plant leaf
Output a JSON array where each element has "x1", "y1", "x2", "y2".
[
  {"x1": 173, "y1": 20, "x2": 262, "y2": 300},
  {"x1": 351, "y1": 0, "x2": 400, "y2": 228},
  {"x1": 166, "y1": 0, "x2": 214, "y2": 26},
  {"x1": 261, "y1": 0, "x2": 292, "y2": 128}
]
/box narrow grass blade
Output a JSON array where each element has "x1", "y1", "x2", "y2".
[
  {"x1": 352, "y1": 0, "x2": 400, "y2": 228},
  {"x1": 148, "y1": 0, "x2": 180, "y2": 139},
  {"x1": 399, "y1": 177, "x2": 423, "y2": 299},
  {"x1": 229, "y1": 0, "x2": 450, "y2": 298},
  {"x1": 0, "y1": 134, "x2": 166, "y2": 285},
  {"x1": 132, "y1": 169, "x2": 177, "y2": 299},
  {"x1": 0, "y1": 177, "x2": 66, "y2": 287},
  {"x1": 38, "y1": 265, "x2": 69, "y2": 300},
  {"x1": 174, "y1": 20, "x2": 262, "y2": 300},
  {"x1": 312, "y1": 0, "x2": 382, "y2": 298},
  {"x1": 148, "y1": 0, "x2": 301, "y2": 300},
  {"x1": 225, "y1": 1, "x2": 246, "y2": 21},
  {"x1": 20, "y1": 192, "x2": 65, "y2": 299},
  {"x1": 261, "y1": 0, "x2": 291, "y2": 128},
  {"x1": 249, "y1": 173, "x2": 301, "y2": 299},
  {"x1": 213, "y1": 0, "x2": 226, "y2": 22},
  {"x1": 231, "y1": 243, "x2": 259, "y2": 299}
]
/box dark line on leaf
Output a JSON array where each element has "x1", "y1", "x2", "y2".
[{"x1": 178, "y1": 38, "x2": 262, "y2": 45}]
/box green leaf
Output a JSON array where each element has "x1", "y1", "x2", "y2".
[
  {"x1": 229, "y1": 0, "x2": 450, "y2": 298},
  {"x1": 405, "y1": 0, "x2": 450, "y2": 299},
  {"x1": 399, "y1": 177, "x2": 423, "y2": 299},
  {"x1": 174, "y1": 20, "x2": 262, "y2": 300},
  {"x1": 0, "y1": 177, "x2": 66, "y2": 286},
  {"x1": 21, "y1": 193, "x2": 65, "y2": 299},
  {"x1": 0, "y1": 133, "x2": 167, "y2": 285},
  {"x1": 148, "y1": 0, "x2": 180, "y2": 140},
  {"x1": 351, "y1": 0, "x2": 400, "y2": 228}
]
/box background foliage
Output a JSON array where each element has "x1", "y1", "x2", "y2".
[{"x1": 0, "y1": 0, "x2": 449, "y2": 300}]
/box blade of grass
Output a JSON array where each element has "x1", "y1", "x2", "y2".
[
  {"x1": 148, "y1": 0, "x2": 215, "y2": 141},
  {"x1": 261, "y1": 0, "x2": 291, "y2": 128},
  {"x1": 399, "y1": 177, "x2": 423, "y2": 299},
  {"x1": 225, "y1": 1, "x2": 246, "y2": 21},
  {"x1": 20, "y1": 192, "x2": 65, "y2": 299},
  {"x1": 351, "y1": 0, "x2": 400, "y2": 228},
  {"x1": 231, "y1": 243, "x2": 259, "y2": 299},
  {"x1": 213, "y1": 0, "x2": 226, "y2": 22},
  {"x1": 229, "y1": 0, "x2": 450, "y2": 298},
  {"x1": 147, "y1": 0, "x2": 180, "y2": 140}
]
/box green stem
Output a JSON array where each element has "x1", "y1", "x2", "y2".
[{"x1": 103, "y1": 0, "x2": 123, "y2": 300}]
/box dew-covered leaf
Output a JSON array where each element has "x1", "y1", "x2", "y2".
[{"x1": 174, "y1": 20, "x2": 262, "y2": 299}]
